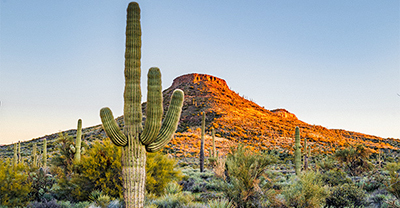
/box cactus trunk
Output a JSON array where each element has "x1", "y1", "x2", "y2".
[
  {"x1": 200, "y1": 111, "x2": 205, "y2": 172},
  {"x1": 294, "y1": 127, "x2": 301, "y2": 175},
  {"x1": 43, "y1": 138, "x2": 47, "y2": 168},
  {"x1": 32, "y1": 143, "x2": 38, "y2": 168},
  {"x1": 99, "y1": 2, "x2": 184, "y2": 207},
  {"x1": 70, "y1": 119, "x2": 83, "y2": 163},
  {"x1": 18, "y1": 141, "x2": 21, "y2": 163},
  {"x1": 13, "y1": 143, "x2": 18, "y2": 166}
]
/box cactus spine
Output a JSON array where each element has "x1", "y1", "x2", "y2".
[
  {"x1": 32, "y1": 143, "x2": 38, "y2": 168},
  {"x1": 294, "y1": 127, "x2": 301, "y2": 175},
  {"x1": 200, "y1": 111, "x2": 205, "y2": 172},
  {"x1": 99, "y1": 2, "x2": 184, "y2": 207},
  {"x1": 43, "y1": 138, "x2": 47, "y2": 168},
  {"x1": 70, "y1": 119, "x2": 84, "y2": 163}
]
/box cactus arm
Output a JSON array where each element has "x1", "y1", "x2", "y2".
[
  {"x1": 100, "y1": 107, "x2": 128, "y2": 146},
  {"x1": 146, "y1": 89, "x2": 184, "y2": 152},
  {"x1": 124, "y1": 2, "x2": 142, "y2": 132},
  {"x1": 140, "y1": 67, "x2": 163, "y2": 145}
]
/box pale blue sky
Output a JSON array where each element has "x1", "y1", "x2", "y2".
[{"x1": 1, "y1": 0, "x2": 399, "y2": 144}]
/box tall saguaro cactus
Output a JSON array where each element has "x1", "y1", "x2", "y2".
[
  {"x1": 99, "y1": 2, "x2": 184, "y2": 207},
  {"x1": 294, "y1": 127, "x2": 301, "y2": 175},
  {"x1": 43, "y1": 138, "x2": 47, "y2": 168},
  {"x1": 70, "y1": 119, "x2": 84, "y2": 163},
  {"x1": 200, "y1": 111, "x2": 205, "y2": 172},
  {"x1": 32, "y1": 143, "x2": 38, "y2": 168},
  {"x1": 13, "y1": 143, "x2": 18, "y2": 166},
  {"x1": 18, "y1": 141, "x2": 21, "y2": 163}
]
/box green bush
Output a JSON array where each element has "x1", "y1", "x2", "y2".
[
  {"x1": 325, "y1": 183, "x2": 367, "y2": 208},
  {"x1": 152, "y1": 192, "x2": 194, "y2": 208},
  {"x1": 282, "y1": 171, "x2": 328, "y2": 208},
  {"x1": 0, "y1": 159, "x2": 32, "y2": 207},
  {"x1": 146, "y1": 152, "x2": 183, "y2": 195},
  {"x1": 334, "y1": 145, "x2": 373, "y2": 176},
  {"x1": 28, "y1": 167, "x2": 56, "y2": 202},
  {"x1": 224, "y1": 145, "x2": 276, "y2": 208},
  {"x1": 385, "y1": 162, "x2": 400, "y2": 199},
  {"x1": 207, "y1": 198, "x2": 233, "y2": 208},
  {"x1": 320, "y1": 168, "x2": 352, "y2": 186}
]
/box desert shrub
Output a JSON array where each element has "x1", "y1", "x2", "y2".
[
  {"x1": 316, "y1": 155, "x2": 337, "y2": 172},
  {"x1": 67, "y1": 139, "x2": 122, "y2": 201},
  {"x1": 320, "y1": 168, "x2": 352, "y2": 186},
  {"x1": 0, "y1": 159, "x2": 32, "y2": 207},
  {"x1": 152, "y1": 192, "x2": 194, "y2": 208},
  {"x1": 325, "y1": 183, "x2": 367, "y2": 208},
  {"x1": 361, "y1": 170, "x2": 387, "y2": 192},
  {"x1": 282, "y1": 171, "x2": 328, "y2": 208},
  {"x1": 28, "y1": 167, "x2": 56, "y2": 202},
  {"x1": 334, "y1": 145, "x2": 373, "y2": 176},
  {"x1": 57, "y1": 201, "x2": 91, "y2": 208},
  {"x1": 207, "y1": 198, "x2": 234, "y2": 208},
  {"x1": 224, "y1": 145, "x2": 276, "y2": 208},
  {"x1": 27, "y1": 199, "x2": 60, "y2": 208},
  {"x1": 146, "y1": 152, "x2": 183, "y2": 195},
  {"x1": 50, "y1": 132, "x2": 77, "y2": 176},
  {"x1": 88, "y1": 190, "x2": 112, "y2": 208},
  {"x1": 164, "y1": 182, "x2": 182, "y2": 195},
  {"x1": 385, "y1": 162, "x2": 400, "y2": 199},
  {"x1": 180, "y1": 168, "x2": 221, "y2": 193}
]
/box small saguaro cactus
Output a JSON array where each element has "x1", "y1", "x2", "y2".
[
  {"x1": 200, "y1": 111, "x2": 205, "y2": 172},
  {"x1": 31, "y1": 143, "x2": 38, "y2": 168},
  {"x1": 18, "y1": 141, "x2": 21, "y2": 163},
  {"x1": 13, "y1": 142, "x2": 18, "y2": 166},
  {"x1": 294, "y1": 126, "x2": 301, "y2": 175},
  {"x1": 43, "y1": 138, "x2": 47, "y2": 168},
  {"x1": 70, "y1": 119, "x2": 85, "y2": 163},
  {"x1": 99, "y1": 2, "x2": 184, "y2": 207}
]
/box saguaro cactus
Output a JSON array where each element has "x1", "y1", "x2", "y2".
[
  {"x1": 294, "y1": 126, "x2": 301, "y2": 175},
  {"x1": 70, "y1": 119, "x2": 84, "y2": 163},
  {"x1": 32, "y1": 143, "x2": 38, "y2": 168},
  {"x1": 200, "y1": 111, "x2": 205, "y2": 172},
  {"x1": 18, "y1": 141, "x2": 22, "y2": 163},
  {"x1": 13, "y1": 143, "x2": 18, "y2": 166},
  {"x1": 99, "y1": 2, "x2": 184, "y2": 207},
  {"x1": 43, "y1": 138, "x2": 47, "y2": 168}
]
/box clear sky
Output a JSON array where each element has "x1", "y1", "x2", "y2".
[{"x1": 1, "y1": 0, "x2": 399, "y2": 144}]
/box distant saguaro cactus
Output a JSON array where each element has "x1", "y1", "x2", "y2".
[
  {"x1": 200, "y1": 111, "x2": 205, "y2": 172},
  {"x1": 99, "y1": 2, "x2": 184, "y2": 207},
  {"x1": 43, "y1": 138, "x2": 47, "y2": 168},
  {"x1": 31, "y1": 143, "x2": 38, "y2": 168},
  {"x1": 18, "y1": 141, "x2": 21, "y2": 163},
  {"x1": 70, "y1": 119, "x2": 84, "y2": 163},
  {"x1": 294, "y1": 127, "x2": 301, "y2": 175},
  {"x1": 13, "y1": 142, "x2": 18, "y2": 166}
]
